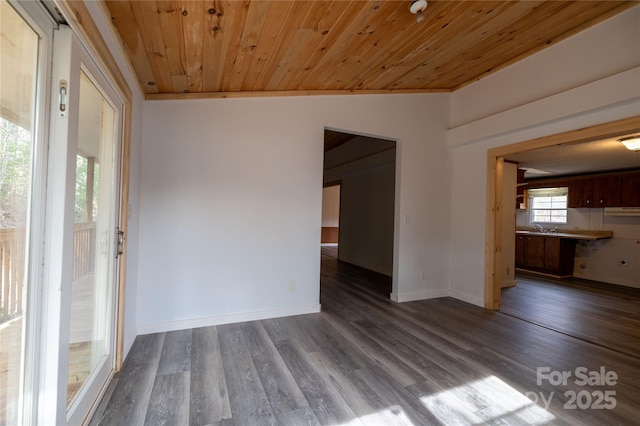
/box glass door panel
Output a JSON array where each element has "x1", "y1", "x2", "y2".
[
  {"x1": 67, "y1": 71, "x2": 118, "y2": 407},
  {"x1": 0, "y1": 1, "x2": 39, "y2": 423}
]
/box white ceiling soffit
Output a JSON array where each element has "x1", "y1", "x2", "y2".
[{"x1": 504, "y1": 137, "x2": 640, "y2": 178}]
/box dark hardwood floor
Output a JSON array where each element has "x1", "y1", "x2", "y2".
[
  {"x1": 502, "y1": 272, "x2": 640, "y2": 359},
  {"x1": 91, "y1": 255, "x2": 640, "y2": 425}
]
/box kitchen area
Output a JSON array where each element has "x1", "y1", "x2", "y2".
[{"x1": 500, "y1": 137, "x2": 640, "y2": 291}]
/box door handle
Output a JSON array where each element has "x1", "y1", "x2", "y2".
[{"x1": 116, "y1": 228, "x2": 124, "y2": 258}]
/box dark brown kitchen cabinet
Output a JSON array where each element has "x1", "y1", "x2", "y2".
[
  {"x1": 568, "y1": 179, "x2": 592, "y2": 208},
  {"x1": 567, "y1": 175, "x2": 622, "y2": 207},
  {"x1": 567, "y1": 178, "x2": 622, "y2": 208},
  {"x1": 525, "y1": 235, "x2": 545, "y2": 269},
  {"x1": 515, "y1": 234, "x2": 544, "y2": 269},
  {"x1": 592, "y1": 176, "x2": 622, "y2": 207},
  {"x1": 515, "y1": 235, "x2": 525, "y2": 266},
  {"x1": 515, "y1": 234, "x2": 576, "y2": 276},
  {"x1": 620, "y1": 173, "x2": 640, "y2": 206},
  {"x1": 533, "y1": 170, "x2": 639, "y2": 209},
  {"x1": 544, "y1": 237, "x2": 576, "y2": 275}
]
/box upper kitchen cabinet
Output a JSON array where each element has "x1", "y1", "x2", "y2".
[
  {"x1": 567, "y1": 176, "x2": 621, "y2": 207},
  {"x1": 532, "y1": 170, "x2": 639, "y2": 209},
  {"x1": 620, "y1": 173, "x2": 640, "y2": 206},
  {"x1": 592, "y1": 176, "x2": 622, "y2": 207},
  {"x1": 567, "y1": 179, "x2": 593, "y2": 208}
]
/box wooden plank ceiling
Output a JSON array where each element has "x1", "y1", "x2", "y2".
[{"x1": 105, "y1": 1, "x2": 633, "y2": 98}]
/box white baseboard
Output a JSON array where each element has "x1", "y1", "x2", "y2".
[
  {"x1": 391, "y1": 289, "x2": 450, "y2": 303},
  {"x1": 123, "y1": 330, "x2": 137, "y2": 360},
  {"x1": 449, "y1": 290, "x2": 484, "y2": 307},
  {"x1": 137, "y1": 304, "x2": 322, "y2": 336}
]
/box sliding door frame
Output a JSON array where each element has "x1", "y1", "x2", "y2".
[
  {"x1": 55, "y1": 0, "x2": 134, "y2": 371},
  {"x1": 3, "y1": 1, "x2": 56, "y2": 424}
]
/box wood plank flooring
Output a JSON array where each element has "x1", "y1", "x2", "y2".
[
  {"x1": 91, "y1": 255, "x2": 640, "y2": 425},
  {"x1": 501, "y1": 272, "x2": 640, "y2": 359}
]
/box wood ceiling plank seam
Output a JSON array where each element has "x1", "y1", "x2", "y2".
[
  {"x1": 276, "y1": 0, "x2": 337, "y2": 90},
  {"x1": 249, "y1": 2, "x2": 314, "y2": 91},
  {"x1": 265, "y1": 1, "x2": 345, "y2": 90},
  {"x1": 129, "y1": 0, "x2": 174, "y2": 92},
  {"x1": 220, "y1": 0, "x2": 252, "y2": 91},
  {"x1": 337, "y1": 1, "x2": 455, "y2": 90},
  {"x1": 299, "y1": 0, "x2": 334, "y2": 30},
  {"x1": 329, "y1": 1, "x2": 422, "y2": 90},
  {"x1": 105, "y1": 1, "x2": 159, "y2": 94},
  {"x1": 353, "y1": 0, "x2": 472, "y2": 90},
  {"x1": 291, "y1": 1, "x2": 368, "y2": 90},
  {"x1": 431, "y1": 1, "x2": 592, "y2": 88},
  {"x1": 363, "y1": 1, "x2": 508, "y2": 90},
  {"x1": 156, "y1": 0, "x2": 188, "y2": 92},
  {"x1": 386, "y1": 0, "x2": 545, "y2": 89},
  {"x1": 240, "y1": 1, "x2": 297, "y2": 91},
  {"x1": 264, "y1": 29, "x2": 316, "y2": 91},
  {"x1": 449, "y1": 1, "x2": 632, "y2": 90},
  {"x1": 318, "y1": 1, "x2": 408, "y2": 90},
  {"x1": 283, "y1": 0, "x2": 355, "y2": 90},
  {"x1": 226, "y1": 0, "x2": 272, "y2": 92},
  {"x1": 328, "y1": 0, "x2": 468, "y2": 90},
  {"x1": 418, "y1": 0, "x2": 557, "y2": 89},
  {"x1": 201, "y1": 0, "x2": 226, "y2": 92},
  {"x1": 302, "y1": 0, "x2": 393, "y2": 90},
  {"x1": 296, "y1": 0, "x2": 389, "y2": 90},
  {"x1": 181, "y1": 0, "x2": 206, "y2": 92}
]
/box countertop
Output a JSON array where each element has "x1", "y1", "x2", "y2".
[{"x1": 515, "y1": 229, "x2": 613, "y2": 240}]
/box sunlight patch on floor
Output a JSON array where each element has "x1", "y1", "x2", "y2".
[
  {"x1": 336, "y1": 405, "x2": 414, "y2": 425},
  {"x1": 420, "y1": 376, "x2": 556, "y2": 425}
]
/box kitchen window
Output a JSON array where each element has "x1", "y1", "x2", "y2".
[{"x1": 529, "y1": 187, "x2": 568, "y2": 224}]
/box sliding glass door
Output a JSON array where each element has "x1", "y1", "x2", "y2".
[
  {"x1": 66, "y1": 69, "x2": 121, "y2": 421},
  {"x1": 47, "y1": 28, "x2": 124, "y2": 424},
  {"x1": 0, "y1": 1, "x2": 50, "y2": 424},
  {"x1": 1, "y1": 1, "x2": 124, "y2": 422}
]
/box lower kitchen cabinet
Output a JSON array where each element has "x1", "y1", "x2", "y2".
[{"x1": 515, "y1": 234, "x2": 576, "y2": 276}]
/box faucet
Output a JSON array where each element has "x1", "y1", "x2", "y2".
[{"x1": 534, "y1": 224, "x2": 546, "y2": 233}]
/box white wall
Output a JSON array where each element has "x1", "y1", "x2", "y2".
[
  {"x1": 138, "y1": 93, "x2": 450, "y2": 333},
  {"x1": 86, "y1": 2, "x2": 145, "y2": 357},
  {"x1": 448, "y1": 6, "x2": 640, "y2": 306},
  {"x1": 321, "y1": 186, "x2": 340, "y2": 228},
  {"x1": 574, "y1": 214, "x2": 640, "y2": 289}
]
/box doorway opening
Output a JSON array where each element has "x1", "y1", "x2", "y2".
[
  {"x1": 321, "y1": 183, "x2": 340, "y2": 260},
  {"x1": 321, "y1": 128, "x2": 396, "y2": 299},
  {"x1": 485, "y1": 116, "x2": 640, "y2": 357}
]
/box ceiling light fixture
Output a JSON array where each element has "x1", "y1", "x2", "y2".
[
  {"x1": 618, "y1": 136, "x2": 640, "y2": 152},
  {"x1": 410, "y1": 0, "x2": 428, "y2": 24}
]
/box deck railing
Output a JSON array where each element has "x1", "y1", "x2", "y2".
[
  {"x1": 0, "y1": 228, "x2": 26, "y2": 323},
  {"x1": 0, "y1": 222, "x2": 96, "y2": 323}
]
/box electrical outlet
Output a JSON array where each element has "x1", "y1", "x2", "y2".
[
  {"x1": 288, "y1": 280, "x2": 296, "y2": 292},
  {"x1": 420, "y1": 271, "x2": 425, "y2": 280}
]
